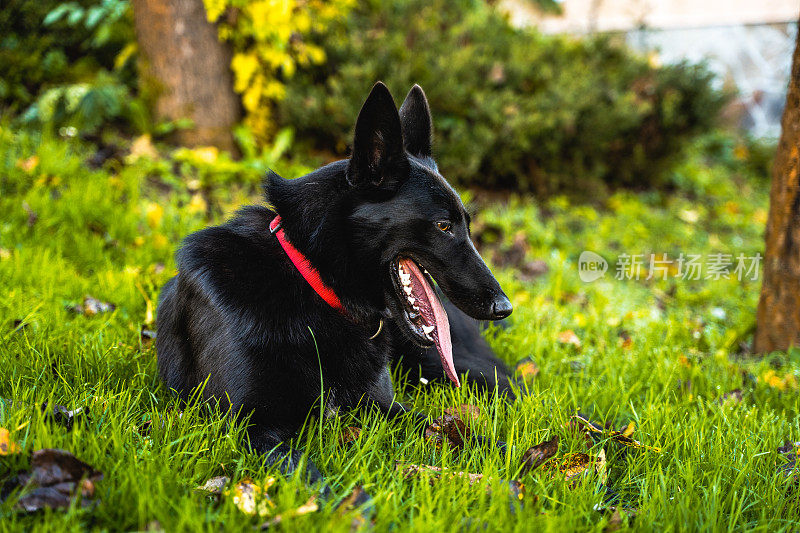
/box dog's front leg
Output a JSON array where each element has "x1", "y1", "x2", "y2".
[
  {"x1": 247, "y1": 426, "x2": 332, "y2": 499},
  {"x1": 361, "y1": 365, "x2": 429, "y2": 427},
  {"x1": 248, "y1": 425, "x2": 374, "y2": 514},
  {"x1": 365, "y1": 366, "x2": 508, "y2": 454}
]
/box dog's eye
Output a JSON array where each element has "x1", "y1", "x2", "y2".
[{"x1": 436, "y1": 221, "x2": 452, "y2": 233}]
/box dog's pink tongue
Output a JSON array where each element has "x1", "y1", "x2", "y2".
[{"x1": 400, "y1": 259, "x2": 460, "y2": 387}]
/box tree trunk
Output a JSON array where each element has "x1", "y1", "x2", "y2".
[
  {"x1": 132, "y1": 0, "x2": 239, "y2": 152},
  {"x1": 754, "y1": 19, "x2": 800, "y2": 353}
]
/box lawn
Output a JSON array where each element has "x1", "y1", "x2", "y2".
[{"x1": 0, "y1": 127, "x2": 798, "y2": 531}]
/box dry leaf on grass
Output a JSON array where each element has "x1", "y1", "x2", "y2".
[
  {"x1": 543, "y1": 449, "x2": 607, "y2": 484},
  {"x1": 398, "y1": 462, "x2": 484, "y2": 485},
  {"x1": 339, "y1": 426, "x2": 361, "y2": 445},
  {"x1": 0, "y1": 428, "x2": 21, "y2": 455},
  {"x1": 425, "y1": 414, "x2": 472, "y2": 449},
  {"x1": 140, "y1": 327, "x2": 157, "y2": 345},
  {"x1": 16, "y1": 155, "x2": 39, "y2": 173},
  {"x1": 557, "y1": 330, "x2": 582, "y2": 349},
  {"x1": 195, "y1": 476, "x2": 229, "y2": 496},
  {"x1": 620, "y1": 422, "x2": 635, "y2": 438},
  {"x1": 5, "y1": 449, "x2": 103, "y2": 513},
  {"x1": 227, "y1": 477, "x2": 277, "y2": 517},
  {"x1": 515, "y1": 358, "x2": 540, "y2": 381},
  {"x1": 520, "y1": 436, "x2": 559, "y2": 473},
  {"x1": 68, "y1": 296, "x2": 116, "y2": 317},
  {"x1": 396, "y1": 462, "x2": 524, "y2": 501},
  {"x1": 1, "y1": 400, "x2": 85, "y2": 430},
  {"x1": 572, "y1": 414, "x2": 660, "y2": 452}
]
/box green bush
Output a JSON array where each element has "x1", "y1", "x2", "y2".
[
  {"x1": 278, "y1": 0, "x2": 727, "y2": 193},
  {"x1": 0, "y1": 0, "x2": 135, "y2": 119}
]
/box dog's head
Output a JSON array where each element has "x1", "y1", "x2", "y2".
[{"x1": 346, "y1": 82, "x2": 512, "y2": 385}]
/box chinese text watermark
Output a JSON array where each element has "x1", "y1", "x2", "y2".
[{"x1": 578, "y1": 251, "x2": 761, "y2": 283}]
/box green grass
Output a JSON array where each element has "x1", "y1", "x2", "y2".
[{"x1": 0, "y1": 127, "x2": 798, "y2": 531}]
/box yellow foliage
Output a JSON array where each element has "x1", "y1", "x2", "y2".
[
  {"x1": 145, "y1": 203, "x2": 164, "y2": 229},
  {"x1": 0, "y1": 427, "x2": 21, "y2": 455},
  {"x1": 761, "y1": 369, "x2": 799, "y2": 391},
  {"x1": 205, "y1": 0, "x2": 354, "y2": 141}
]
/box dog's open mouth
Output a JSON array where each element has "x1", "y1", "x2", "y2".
[{"x1": 393, "y1": 257, "x2": 459, "y2": 387}]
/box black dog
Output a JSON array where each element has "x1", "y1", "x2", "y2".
[{"x1": 156, "y1": 82, "x2": 514, "y2": 495}]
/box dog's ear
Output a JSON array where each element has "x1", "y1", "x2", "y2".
[
  {"x1": 347, "y1": 82, "x2": 408, "y2": 191},
  {"x1": 399, "y1": 84, "x2": 432, "y2": 158}
]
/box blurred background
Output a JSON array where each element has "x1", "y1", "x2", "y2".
[{"x1": 2, "y1": 0, "x2": 795, "y2": 197}]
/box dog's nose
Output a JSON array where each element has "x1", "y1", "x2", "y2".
[{"x1": 491, "y1": 296, "x2": 513, "y2": 319}]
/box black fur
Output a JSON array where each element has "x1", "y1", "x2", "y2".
[{"x1": 156, "y1": 83, "x2": 515, "y2": 496}]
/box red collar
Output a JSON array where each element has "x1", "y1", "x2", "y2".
[{"x1": 269, "y1": 215, "x2": 349, "y2": 317}]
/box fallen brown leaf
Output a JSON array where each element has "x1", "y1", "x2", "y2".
[
  {"x1": 618, "y1": 330, "x2": 633, "y2": 350},
  {"x1": 1, "y1": 399, "x2": 85, "y2": 430},
  {"x1": 16, "y1": 155, "x2": 39, "y2": 173},
  {"x1": 543, "y1": 449, "x2": 606, "y2": 484},
  {"x1": 195, "y1": 476, "x2": 229, "y2": 496},
  {"x1": 398, "y1": 462, "x2": 484, "y2": 485},
  {"x1": 227, "y1": 477, "x2": 276, "y2": 517},
  {"x1": 520, "y1": 436, "x2": 559, "y2": 474},
  {"x1": 68, "y1": 296, "x2": 116, "y2": 316},
  {"x1": 620, "y1": 421, "x2": 635, "y2": 438},
  {"x1": 0, "y1": 428, "x2": 21, "y2": 455},
  {"x1": 339, "y1": 426, "x2": 361, "y2": 445},
  {"x1": 8, "y1": 449, "x2": 103, "y2": 513},
  {"x1": 425, "y1": 414, "x2": 472, "y2": 449},
  {"x1": 572, "y1": 414, "x2": 660, "y2": 452},
  {"x1": 396, "y1": 462, "x2": 524, "y2": 501},
  {"x1": 515, "y1": 359, "x2": 540, "y2": 381},
  {"x1": 557, "y1": 330, "x2": 582, "y2": 349},
  {"x1": 140, "y1": 327, "x2": 157, "y2": 345}
]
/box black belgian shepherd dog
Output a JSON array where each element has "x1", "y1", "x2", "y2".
[{"x1": 156, "y1": 82, "x2": 514, "y2": 496}]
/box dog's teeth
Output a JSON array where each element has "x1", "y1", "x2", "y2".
[
  {"x1": 407, "y1": 296, "x2": 415, "y2": 305},
  {"x1": 404, "y1": 286, "x2": 412, "y2": 295},
  {"x1": 422, "y1": 325, "x2": 435, "y2": 334}
]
